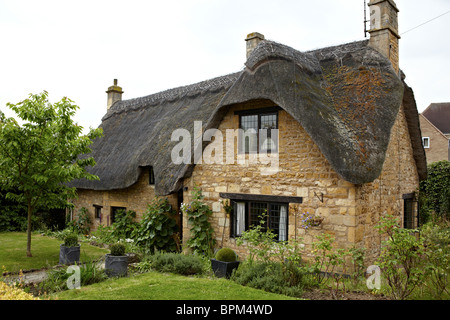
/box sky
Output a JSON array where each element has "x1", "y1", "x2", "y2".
[{"x1": 1, "y1": 0, "x2": 449, "y2": 133}]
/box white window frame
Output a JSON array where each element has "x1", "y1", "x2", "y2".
[{"x1": 422, "y1": 137, "x2": 430, "y2": 149}]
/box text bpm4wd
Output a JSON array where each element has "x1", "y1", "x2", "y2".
[{"x1": 221, "y1": 305, "x2": 272, "y2": 315}]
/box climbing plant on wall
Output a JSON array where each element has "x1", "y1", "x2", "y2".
[{"x1": 181, "y1": 186, "x2": 216, "y2": 256}]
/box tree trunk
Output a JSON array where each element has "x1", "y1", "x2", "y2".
[{"x1": 26, "y1": 201, "x2": 33, "y2": 257}]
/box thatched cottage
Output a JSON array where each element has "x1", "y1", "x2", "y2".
[{"x1": 70, "y1": 0, "x2": 426, "y2": 263}]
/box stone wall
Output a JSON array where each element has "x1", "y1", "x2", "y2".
[
  {"x1": 71, "y1": 169, "x2": 178, "y2": 232},
  {"x1": 356, "y1": 105, "x2": 420, "y2": 263}
]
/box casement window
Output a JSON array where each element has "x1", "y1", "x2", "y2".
[
  {"x1": 149, "y1": 166, "x2": 155, "y2": 185},
  {"x1": 237, "y1": 107, "x2": 279, "y2": 154},
  {"x1": 231, "y1": 201, "x2": 288, "y2": 241},
  {"x1": 110, "y1": 206, "x2": 126, "y2": 225},
  {"x1": 422, "y1": 137, "x2": 430, "y2": 149},
  {"x1": 403, "y1": 193, "x2": 419, "y2": 229},
  {"x1": 93, "y1": 205, "x2": 102, "y2": 221}
]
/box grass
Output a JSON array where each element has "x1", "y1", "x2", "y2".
[
  {"x1": 0, "y1": 232, "x2": 109, "y2": 273},
  {"x1": 48, "y1": 271, "x2": 298, "y2": 300}
]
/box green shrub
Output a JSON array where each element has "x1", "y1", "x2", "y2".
[
  {"x1": 38, "y1": 261, "x2": 107, "y2": 294},
  {"x1": 375, "y1": 214, "x2": 426, "y2": 300},
  {"x1": 215, "y1": 248, "x2": 237, "y2": 262},
  {"x1": 63, "y1": 233, "x2": 79, "y2": 247},
  {"x1": 419, "y1": 160, "x2": 450, "y2": 222},
  {"x1": 67, "y1": 207, "x2": 91, "y2": 235},
  {"x1": 133, "y1": 198, "x2": 178, "y2": 254},
  {"x1": 111, "y1": 209, "x2": 138, "y2": 240},
  {"x1": 231, "y1": 262, "x2": 305, "y2": 298},
  {"x1": 149, "y1": 252, "x2": 204, "y2": 276},
  {"x1": 421, "y1": 221, "x2": 450, "y2": 299},
  {"x1": 0, "y1": 282, "x2": 38, "y2": 300},
  {"x1": 110, "y1": 243, "x2": 126, "y2": 256}
]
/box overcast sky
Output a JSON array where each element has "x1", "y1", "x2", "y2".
[{"x1": 1, "y1": 0, "x2": 449, "y2": 132}]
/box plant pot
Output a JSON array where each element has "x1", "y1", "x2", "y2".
[
  {"x1": 211, "y1": 259, "x2": 240, "y2": 278},
  {"x1": 59, "y1": 244, "x2": 80, "y2": 265},
  {"x1": 105, "y1": 254, "x2": 129, "y2": 277}
]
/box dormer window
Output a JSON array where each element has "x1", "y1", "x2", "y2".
[{"x1": 236, "y1": 107, "x2": 279, "y2": 154}]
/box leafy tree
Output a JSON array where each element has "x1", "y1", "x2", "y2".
[{"x1": 0, "y1": 91, "x2": 102, "y2": 257}]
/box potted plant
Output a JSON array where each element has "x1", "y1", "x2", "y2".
[
  {"x1": 59, "y1": 233, "x2": 81, "y2": 265},
  {"x1": 211, "y1": 247, "x2": 240, "y2": 278},
  {"x1": 105, "y1": 243, "x2": 128, "y2": 277}
]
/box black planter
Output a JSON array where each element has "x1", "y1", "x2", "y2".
[
  {"x1": 105, "y1": 254, "x2": 129, "y2": 277},
  {"x1": 211, "y1": 259, "x2": 240, "y2": 278},
  {"x1": 59, "y1": 244, "x2": 80, "y2": 265}
]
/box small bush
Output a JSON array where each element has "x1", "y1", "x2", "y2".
[
  {"x1": 110, "y1": 243, "x2": 126, "y2": 256},
  {"x1": 215, "y1": 248, "x2": 237, "y2": 262},
  {"x1": 63, "y1": 233, "x2": 79, "y2": 247},
  {"x1": 38, "y1": 261, "x2": 107, "y2": 294},
  {"x1": 231, "y1": 262, "x2": 305, "y2": 298},
  {"x1": 149, "y1": 252, "x2": 204, "y2": 276},
  {"x1": 0, "y1": 282, "x2": 38, "y2": 300}
]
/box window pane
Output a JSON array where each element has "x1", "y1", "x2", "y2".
[
  {"x1": 240, "y1": 115, "x2": 258, "y2": 153},
  {"x1": 404, "y1": 199, "x2": 415, "y2": 229},
  {"x1": 261, "y1": 114, "x2": 277, "y2": 130},
  {"x1": 235, "y1": 202, "x2": 246, "y2": 237},
  {"x1": 269, "y1": 204, "x2": 281, "y2": 238},
  {"x1": 241, "y1": 115, "x2": 258, "y2": 131},
  {"x1": 249, "y1": 202, "x2": 267, "y2": 230}
]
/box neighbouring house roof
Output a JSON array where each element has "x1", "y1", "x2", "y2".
[
  {"x1": 70, "y1": 39, "x2": 427, "y2": 196},
  {"x1": 422, "y1": 103, "x2": 450, "y2": 135}
]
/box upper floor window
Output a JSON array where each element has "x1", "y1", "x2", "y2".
[
  {"x1": 237, "y1": 107, "x2": 279, "y2": 154},
  {"x1": 422, "y1": 137, "x2": 430, "y2": 149}
]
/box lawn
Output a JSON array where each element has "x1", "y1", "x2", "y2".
[
  {"x1": 49, "y1": 270, "x2": 298, "y2": 300},
  {"x1": 0, "y1": 232, "x2": 109, "y2": 273}
]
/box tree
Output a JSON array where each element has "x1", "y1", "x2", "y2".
[{"x1": 0, "y1": 91, "x2": 103, "y2": 257}]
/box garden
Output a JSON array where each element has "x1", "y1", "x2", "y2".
[{"x1": 1, "y1": 174, "x2": 449, "y2": 301}]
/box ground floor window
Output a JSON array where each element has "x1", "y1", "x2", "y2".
[
  {"x1": 403, "y1": 193, "x2": 419, "y2": 229},
  {"x1": 110, "y1": 206, "x2": 126, "y2": 225},
  {"x1": 231, "y1": 200, "x2": 288, "y2": 241},
  {"x1": 94, "y1": 205, "x2": 102, "y2": 222}
]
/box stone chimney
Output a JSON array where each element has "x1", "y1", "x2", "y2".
[
  {"x1": 368, "y1": 0, "x2": 400, "y2": 73},
  {"x1": 106, "y1": 79, "x2": 124, "y2": 110},
  {"x1": 245, "y1": 32, "x2": 265, "y2": 59}
]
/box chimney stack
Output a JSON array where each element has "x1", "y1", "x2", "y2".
[
  {"x1": 245, "y1": 32, "x2": 265, "y2": 59},
  {"x1": 368, "y1": 0, "x2": 400, "y2": 73},
  {"x1": 106, "y1": 79, "x2": 124, "y2": 110}
]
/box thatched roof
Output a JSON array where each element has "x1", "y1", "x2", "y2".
[{"x1": 70, "y1": 39, "x2": 426, "y2": 195}]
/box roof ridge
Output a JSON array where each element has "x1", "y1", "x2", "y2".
[{"x1": 103, "y1": 71, "x2": 242, "y2": 120}]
